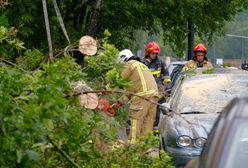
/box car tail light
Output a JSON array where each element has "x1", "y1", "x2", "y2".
[
  {"x1": 177, "y1": 135, "x2": 192, "y2": 147},
  {"x1": 195, "y1": 137, "x2": 206, "y2": 147}
]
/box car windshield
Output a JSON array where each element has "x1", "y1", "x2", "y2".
[{"x1": 172, "y1": 74, "x2": 248, "y2": 114}]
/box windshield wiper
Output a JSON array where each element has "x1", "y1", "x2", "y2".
[{"x1": 180, "y1": 111, "x2": 207, "y2": 114}]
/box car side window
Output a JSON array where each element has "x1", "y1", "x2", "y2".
[{"x1": 222, "y1": 121, "x2": 248, "y2": 168}]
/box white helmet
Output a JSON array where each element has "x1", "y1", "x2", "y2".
[{"x1": 118, "y1": 49, "x2": 134, "y2": 62}]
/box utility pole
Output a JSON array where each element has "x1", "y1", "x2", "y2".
[{"x1": 187, "y1": 18, "x2": 194, "y2": 60}]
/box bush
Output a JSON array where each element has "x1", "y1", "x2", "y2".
[
  {"x1": 0, "y1": 36, "x2": 174, "y2": 167},
  {"x1": 16, "y1": 49, "x2": 46, "y2": 70},
  {"x1": 0, "y1": 26, "x2": 25, "y2": 60}
]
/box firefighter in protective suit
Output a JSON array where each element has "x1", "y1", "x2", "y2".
[
  {"x1": 141, "y1": 41, "x2": 170, "y2": 131},
  {"x1": 117, "y1": 49, "x2": 159, "y2": 144},
  {"x1": 183, "y1": 43, "x2": 213, "y2": 70}
]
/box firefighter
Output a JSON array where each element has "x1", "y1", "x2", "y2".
[
  {"x1": 116, "y1": 49, "x2": 159, "y2": 144},
  {"x1": 141, "y1": 41, "x2": 170, "y2": 132},
  {"x1": 183, "y1": 43, "x2": 213, "y2": 70}
]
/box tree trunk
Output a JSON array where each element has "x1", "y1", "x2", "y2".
[
  {"x1": 87, "y1": 0, "x2": 102, "y2": 37},
  {"x1": 42, "y1": 0, "x2": 54, "y2": 60},
  {"x1": 187, "y1": 18, "x2": 194, "y2": 61}
]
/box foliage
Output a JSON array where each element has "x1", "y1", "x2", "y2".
[
  {"x1": 0, "y1": 57, "x2": 84, "y2": 167},
  {"x1": 83, "y1": 43, "x2": 120, "y2": 78},
  {"x1": 182, "y1": 67, "x2": 215, "y2": 79},
  {"x1": 105, "y1": 134, "x2": 174, "y2": 168},
  {"x1": 0, "y1": 43, "x2": 174, "y2": 167},
  {"x1": 0, "y1": 15, "x2": 9, "y2": 27},
  {"x1": 106, "y1": 67, "x2": 132, "y2": 89},
  {"x1": 2, "y1": 0, "x2": 248, "y2": 56},
  {"x1": 222, "y1": 63, "x2": 233, "y2": 67},
  {"x1": 202, "y1": 68, "x2": 215, "y2": 74},
  {"x1": 0, "y1": 26, "x2": 25, "y2": 60},
  {"x1": 181, "y1": 66, "x2": 197, "y2": 77},
  {"x1": 16, "y1": 49, "x2": 46, "y2": 71},
  {"x1": 1, "y1": 0, "x2": 49, "y2": 50}
]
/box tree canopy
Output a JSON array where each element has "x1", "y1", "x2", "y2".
[
  {"x1": 1, "y1": 0, "x2": 248, "y2": 166},
  {"x1": 1, "y1": 0, "x2": 248, "y2": 56}
]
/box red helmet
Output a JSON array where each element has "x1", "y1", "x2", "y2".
[
  {"x1": 145, "y1": 41, "x2": 160, "y2": 56},
  {"x1": 194, "y1": 43, "x2": 207, "y2": 53}
]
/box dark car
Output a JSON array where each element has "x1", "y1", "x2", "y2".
[
  {"x1": 186, "y1": 97, "x2": 248, "y2": 168},
  {"x1": 168, "y1": 61, "x2": 187, "y2": 76},
  {"x1": 167, "y1": 61, "x2": 186, "y2": 93},
  {"x1": 159, "y1": 68, "x2": 248, "y2": 167}
]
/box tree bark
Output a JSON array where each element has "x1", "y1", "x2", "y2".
[
  {"x1": 42, "y1": 0, "x2": 54, "y2": 60},
  {"x1": 187, "y1": 18, "x2": 194, "y2": 61},
  {"x1": 87, "y1": 0, "x2": 102, "y2": 37}
]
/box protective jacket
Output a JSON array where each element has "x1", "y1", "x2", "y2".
[
  {"x1": 141, "y1": 57, "x2": 169, "y2": 85},
  {"x1": 183, "y1": 60, "x2": 213, "y2": 70},
  {"x1": 120, "y1": 59, "x2": 159, "y2": 144},
  {"x1": 121, "y1": 60, "x2": 159, "y2": 99}
]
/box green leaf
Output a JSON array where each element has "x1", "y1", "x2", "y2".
[
  {"x1": 26, "y1": 150, "x2": 40, "y2": 161},
  {"x1": 16, "y1": 150, "x2": 23, "y2": 163},
  {"x1": 44, "y1": 119, "x2": 54, "y2": 130}
]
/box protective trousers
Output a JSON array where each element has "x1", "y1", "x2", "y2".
[{"x1": 128, "y1": 96, "x2": 158, "y2": 144}]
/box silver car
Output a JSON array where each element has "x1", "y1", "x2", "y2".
[{"x1": 159, "y1": 68, "x2": 248, "y2": 167}]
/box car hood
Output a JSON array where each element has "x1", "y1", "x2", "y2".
[{"x1": 168, "y1": 113, "x2": 219, "y2": 139}]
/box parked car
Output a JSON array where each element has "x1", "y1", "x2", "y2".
[
  {"x1": 168, "y1": 61, "x2": 187, "y2": 76},
  {"x1": 185, "y1": 97, "x2": 248, "y2": 168},
  {"x1": 159, "y1": 68, "x2": 248, "y2": 167},
  {"x1": 166, "y1": 61, "x2": 186, "y2": 95}
]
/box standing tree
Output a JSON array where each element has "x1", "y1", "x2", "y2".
[{"x1": 1, "y1": 0, "x2": 248, "y2": 56}]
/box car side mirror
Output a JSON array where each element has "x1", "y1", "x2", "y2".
[{"x1": 160, "y1": 102, "x2": 171, "y2": 115}]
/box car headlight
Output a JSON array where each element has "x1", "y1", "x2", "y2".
[
  {"x1": 195, "y1": 137, "x2": 206, "y2": 147},
  {"x1": 177, "y1": 135, "x2": 192, "y2": 147}
]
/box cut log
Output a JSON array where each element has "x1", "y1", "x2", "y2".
[
  {"x1": 71, "y1": 80, "x2": 98, "y2": 109},
  {"x1": 78, "y1": 36, "x2": 97, "y2": 56}
]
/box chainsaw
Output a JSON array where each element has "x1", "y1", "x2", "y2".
[{"x1": 96, "y1": 97, "x2": 122, "y2": 117}]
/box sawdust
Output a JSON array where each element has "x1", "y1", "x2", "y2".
[{"x1": 174, "y1": 74, "x2": 248, "y2": 113}]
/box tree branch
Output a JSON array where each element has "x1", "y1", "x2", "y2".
[
  {"x1": 65, "y1": 89, "x2": 160, "y2": 106},
  {"x1": 46, "y1": 135, "x2": 82, "y2": 168},
  {"x1": 0, "y1": 57, "x2": 30, "y2": 73}
]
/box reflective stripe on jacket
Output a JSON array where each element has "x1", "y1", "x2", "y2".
[
  {"x1": 183, "y1": 60, "x2": 213, "y2": 70},
  {"x1": 121, "y1": 60, "x2": 159, "y2": 102},
  {"x1": 141, "y1": 57, "x2": 169, "y2": 85}
]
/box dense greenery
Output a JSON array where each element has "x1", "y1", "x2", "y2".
[
  {"x1": 1, "y1": 0, "x2": 248, "y2": 56},
  {"x1": 1, "y1": 0, "x2": 247, "y2": 166},
  {"x1": 0, "y1": 28, "x2": 174, "y2": 167},
  {"x1": 0, "y1": 26, "x2": 25, "y2": 60}
]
